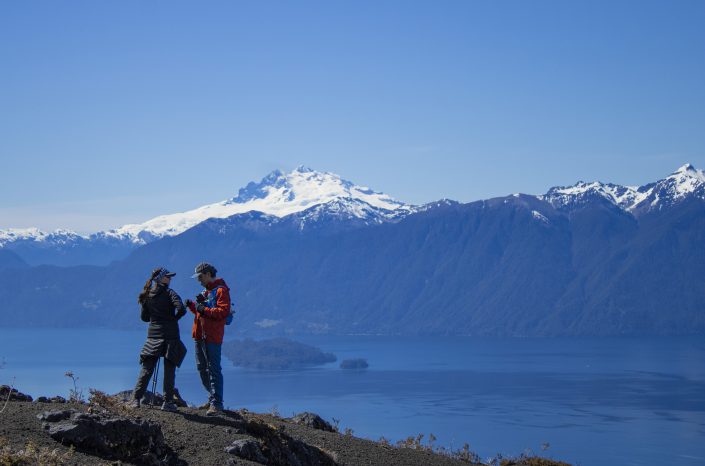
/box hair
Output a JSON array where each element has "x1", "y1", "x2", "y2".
[{"x1": 138, "y1": 268, "x2": 162, "y2": 304}]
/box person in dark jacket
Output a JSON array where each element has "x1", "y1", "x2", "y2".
[
  {"x1": 129, "y1": 267, "x2": 188, "y2": 412},
  {"x1": 185, "y1": 262, "x2": 231, "y2": 416}
]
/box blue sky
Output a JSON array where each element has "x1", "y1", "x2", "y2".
[{"x1": 1, "y1": 0, "x2": 703, "y2": 233}]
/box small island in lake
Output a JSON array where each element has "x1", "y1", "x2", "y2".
[
  {"x1": 340, "y1": 358, "x2": 369, "y2": 369},
  {"x1": 223, "y1": 338, "x2": 337, "y2": 370}
]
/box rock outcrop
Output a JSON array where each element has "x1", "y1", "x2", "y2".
[
  {"x1": 35, "y1": 395, "x2": 68, "y2": 403},
  {"x1": 39, "y1": 409, "x2": 184, "y2": 465},
  {"x1": 224, "y1": 438, "x2": 267, "y2": 463},
  {"x1": 290, "y1": 412, "x2": 336, "y2": 432},
  {"x1": 0, "y1": 389, "x2": 571, "y2": 465},
  {"x1": 113, "y1": 389, "x2": 189, "y2": 407},
  {"x1": 0, "y1": 385, "x2": 33, "y2": 402}
]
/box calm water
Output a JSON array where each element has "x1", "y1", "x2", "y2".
[{"x1": 1, "y1": 328, "x2": 703, "y2": 466}]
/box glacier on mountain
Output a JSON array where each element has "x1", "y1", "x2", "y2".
[
  {"x1": 103, "y1": 166, "x2": 414, "y2": 243},
  {"x1": 541, "y1": 163, "x2": 704, "y2": 212},
  {"x1": 1, "y1": 163, "x2": 703, "y2": 251}
]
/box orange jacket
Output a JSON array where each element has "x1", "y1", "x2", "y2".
[{"x1": 187, "y1": 278, "x2": 231, "y2": 344}]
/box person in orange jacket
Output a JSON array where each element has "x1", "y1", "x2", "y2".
[{"x1": 185, "y1": 262, "x2": 231, "y2": 415}]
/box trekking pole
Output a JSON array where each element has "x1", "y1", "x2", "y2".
[
  {"x1": 199, "y1": 315, "x2": 213, "y2": 398},
  {"x1": 150, "y1": 357, "x2": 161, "y2": 409}
]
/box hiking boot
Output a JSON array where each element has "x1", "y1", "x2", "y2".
[
  {"x1": 161, "y1": 401, "x2": 178, "y2": 412},
  {"x1": 206, "y1": 404, "x2": 223, "y2": 416},
  {"x1": 128, "y1": 398, "x2": 141, "y2": 409}
]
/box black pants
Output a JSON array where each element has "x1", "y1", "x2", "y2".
[{"x1": 132, "y1": 356, "x2": 176, "y2": 402}]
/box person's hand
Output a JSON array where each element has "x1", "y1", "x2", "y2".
[
  {"x1": 196, "y1": 303, "x2": 206, "y2": 315},
  {"x1": 185, "y1": 299, "x2": 194, "y2": 308},
  {"x1": 196, "y1": 293, "x2": 207, "y2": 304}
]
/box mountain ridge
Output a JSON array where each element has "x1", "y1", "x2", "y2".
[
  {"x1": 1, "y1": 164, "x2": 703, "y2": 267},
  {"x1": 0, "y1": 184, "x2": 702, "y2": 337}
]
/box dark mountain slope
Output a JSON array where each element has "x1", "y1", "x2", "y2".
[{"x1": 0, "y1": 197, "x2": 703, "y2": 336}]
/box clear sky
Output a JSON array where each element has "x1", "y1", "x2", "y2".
[{"x1": 1, "y1": 0, "x2": 704, "y2": 234}]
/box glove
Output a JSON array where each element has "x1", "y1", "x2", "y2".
[
  {"x1": 185, "y1": 299, "x2": 194, "y2": 308},
  {"x1": 196, "y1": 293, "x2": 207, "y2": 304},
  {"x1": 196, "y1": 303, "x2": 206, "y2": 315}
]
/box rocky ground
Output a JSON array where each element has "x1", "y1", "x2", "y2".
[{"x1": 0, "y1": 386, "x2": 571, "y2": 466}]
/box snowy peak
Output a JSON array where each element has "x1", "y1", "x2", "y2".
[
  {"x1": 542, "y1": 164, "x2": 705, "y2": 214},
  {"x1": 542, "y1": 181, "x2": 647, "y2": 211},
  {"x1": 0, "y1": 228, "x2": 48, "y2": 246},
  {"x1": 294, "y1": 197, "x2": 410, "y2": 228},
  {"x1": 1, "y1": 167, "x2": 414, "y2": 248},
  {"x1": 673, "y1": 163, "x2": 702, "y2": 175},
  {"x1": 229, "y1": 167, "x2": 406, "y2": 211},
  {"x1": 666, "y1": 163, "x2": 705, "y2": 190},
  {"x1": 632, "y1": 163, "x2": 705, "y2": 211},
  {"x1": 107, "y1": 167, "x2": 414, "y2": 243},
  {"x1": 233, "y1": 169, "x2": 287, "y2": 203},
  {"x1": 0, "y1": 228, "x2": 83, "y2": 247}
]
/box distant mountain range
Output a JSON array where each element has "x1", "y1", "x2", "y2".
[
  {"x1": 0, "y1": 164, "x2": 703, "y2": 336},
  {"x1": 542, "y1": 163, "x2": 705, "y2": 213},
  {"x1": 0, "y1": 166, "x2": 416, "y2": 266}
]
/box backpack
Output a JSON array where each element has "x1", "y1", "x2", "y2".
[{"x1": 204, "y1": 285, "x2": 235, "y2": 325}]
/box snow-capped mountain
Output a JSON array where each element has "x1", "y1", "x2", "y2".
[
  {"x1": 632, "y1": 163, "x2": 705, "y2": 212},
  {"x1": 1, "y1": 164, "x2": 703, "y2": 267},
  {"x1": 0, "y1": 166, "x2": 415, "y2": 251},
  {"x1": 542, "y1": 163, "x2": 704, "y2": 213},
  {"x1": 0, "y1": 228, "x2": 48, "y2": 247},
  {"x1": 542, "y1": 181, "x2": 647, "y2": 210},
  {"x1": 292, "y1": 197, "x2": 410, "y2": 231},
  {"x1": 106, "y1": 166, "x2": 415, "y2": 243},
  {"x1": 3, "y1": 164, "x2": 705, "y2": 336},
  {"x1": 0, "y1": 228, "x2": 83, "y2": 248}
]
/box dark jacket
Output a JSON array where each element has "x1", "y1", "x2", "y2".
[
  {"x1": 139, "y1": 283, "x2": 188, "y2": 367},
  {"x1": 141, "y1": 283, "x2": 187, "y2": 340}
]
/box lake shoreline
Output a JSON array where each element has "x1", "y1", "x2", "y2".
[{"x1": 1, "y1": 329, "x2": 704, "y2": 466}]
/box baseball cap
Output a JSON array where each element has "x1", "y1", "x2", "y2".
[
  {"x1": 192, "y1": 262, "x2": 217, "y2": 278},
  {"x1": 154, "y1": 267, "x2": 176, "y2": 281}
]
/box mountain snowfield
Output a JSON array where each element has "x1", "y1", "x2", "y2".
[
  {"x1": 0, "y1": 228, "x2": 82, "y2": 248},
  {"x1": 0, "y1": 166, "x2": 415, "y2": 247},
  {"x1": 108, "y1": 166, "x2": 415, "y2": 243},
  {"x1": 0, "y1": 227, "x2": 48, "y2": 246},
  {"x1": 541, "y1": 163, "x2": 705, "y2": 211},
  {"x1": 1, "y1": 163, "x2": 704, "y2": 248}
]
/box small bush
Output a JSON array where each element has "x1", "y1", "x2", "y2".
[
  {"x1": 452, "y1": 443, "x2": 482, "y2": 463},
  {"x1": 88, "y1": 389, "x2": 129, "y2": 416},
  {"x1": 388, "y1": 434, "x2": 482, "y2": 463},
  {"x1": 500, "y1": 457, "x2": 571, "y2": 466},
  {"x1": 64, "y1": 372, "x2": 84, "y2": 403},
  {"x1": 395, "y1": 433, "x2": 426, "y2": 450}
]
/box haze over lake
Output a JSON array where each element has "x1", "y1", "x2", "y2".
[{"x1": 1, "y1": 328, "x2": 703, "y2": 466}]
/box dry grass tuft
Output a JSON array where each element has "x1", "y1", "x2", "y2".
[
  {"x1": 0, "y1": 437, "x2": 74, "y2": 466},
  {"x1": 88, "y1": 389, "x2": 131, "y2": 416},
  {"x1": 500, "y1": 457, "x2": 572, "y2": 466}
]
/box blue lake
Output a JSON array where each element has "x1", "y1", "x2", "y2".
[{"x1": 1, "y1": 328, "x2": 703, "y2": 466}]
